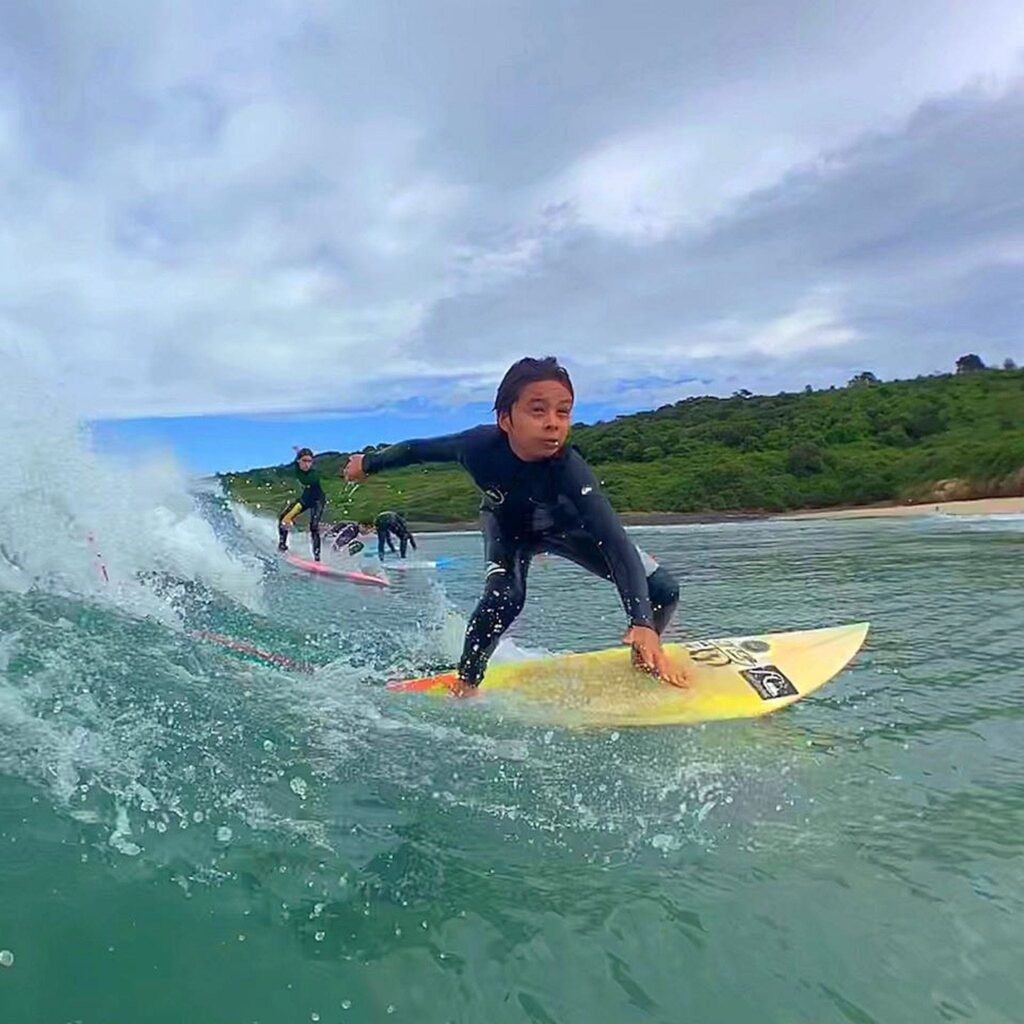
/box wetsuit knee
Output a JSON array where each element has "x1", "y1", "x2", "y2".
[
  {"x1": 279, "y1": 501, "x2": 301, "y2": 527},
  {"x1": 487, "y1": 565, "x2": 527, "y2": 618},
  {"x1": 647, "y1": 566, "x2": 679, "y2": 633},
  {"x1": 458, "y1": 566, "x2": 527, "y2": 685}
]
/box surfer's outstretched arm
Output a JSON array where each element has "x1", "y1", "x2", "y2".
[
  {"x1": 561, "y1": 450, "x2": 659, "y2": 625},
  {"x1": 561, "y1": 451, "x2": 687, "y2": 687},
  {"x1": 343, "y1": 426, "x2": 492, "y2": 480}
]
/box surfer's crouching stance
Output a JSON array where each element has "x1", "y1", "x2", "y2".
[{"x1": 344, "y1": 357, "x2": 687, "y2": 695}]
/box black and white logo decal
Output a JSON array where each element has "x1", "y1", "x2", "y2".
[{"x1": 741, "y1": 665, "x2": 798, "y2": 700}]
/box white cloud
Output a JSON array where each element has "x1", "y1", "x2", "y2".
[{"x1": 0, "y1": 1, "x2": 1023, "y2": 422}]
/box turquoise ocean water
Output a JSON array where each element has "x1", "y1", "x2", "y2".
[{"x1": 2, "y1": 427, "x2": 1023, "y2": 1022}]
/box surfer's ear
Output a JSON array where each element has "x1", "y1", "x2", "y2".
[{"x1": 497, "y1": 408, "x2": 513, "y2": 434}]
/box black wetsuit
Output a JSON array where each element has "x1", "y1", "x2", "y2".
[
  {"x1": 278, "y1": 465, "x2": 326, "y2": 560},
  {"x1": 374, "y1": 511, "x2": 417, "y2": 559},
  {"x1": 364, "y1": 425, "x2": 679, "y2": 685}
]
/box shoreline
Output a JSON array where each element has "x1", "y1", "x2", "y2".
[
  {"x1": 405, "y1": 495, "x2": 1024, "y2": 532},
  {"x1": 773, "y1": 495, "x2": 1024, "y2": 521},
  {"x1": 406, "y1": 510, "x2": 763, "y2": 532}
]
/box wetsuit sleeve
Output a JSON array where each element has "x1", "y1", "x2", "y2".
[
  {"x1": 362, "y1": 428, "x2": 480, "y2": 474},
  {"x1": 563, "y1": 451, "x2": 655, "y2": 628}
]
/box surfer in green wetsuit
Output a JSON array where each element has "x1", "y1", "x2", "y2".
[
  {"x1": 344, "y1": 357, "x2": 689, "y2": 695},
  {"x1": 278, "y1": 448, "x2": 326, "y2": 561}
]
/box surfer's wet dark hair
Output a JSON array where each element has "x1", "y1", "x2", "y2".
[
  {"x1": 296, "y1": 447, "x2": 314, "y2": 460},
  {"x1": 493, "y1": 357, "x2": 575, "y2": 418}
]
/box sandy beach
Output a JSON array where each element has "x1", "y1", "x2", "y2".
[
  {"x1": 406, "y1": 495, "x2": 1024, "y2": 532},
  {"x1": 776, "y1": 495, "x2": 1024, "y2": 521}
]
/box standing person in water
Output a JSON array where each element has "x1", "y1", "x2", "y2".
[
  {"x1": 374, "y1": 510, "x2": 417, "y2": 559},
  {"x1": 344, "y1": 357, "x2": 687, "y2": 695},
  {"x1": 278, "y1": 448, "x2": 326, "y2": 561}
]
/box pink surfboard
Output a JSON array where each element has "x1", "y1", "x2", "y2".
[{"x1": 283, "y1": 553, "x2": 390, "y2": 588}]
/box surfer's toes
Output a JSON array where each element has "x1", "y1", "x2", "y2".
[{"x1": 446, "y1": 676, "x2": 479, "y2": 699}]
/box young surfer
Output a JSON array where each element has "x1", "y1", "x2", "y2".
[
  {"x1": 278, "y1": 448, "x2": 326, "y2": 561},
  {"x1": 344, "y1": 357, "x2": 687, "y2": 695}
]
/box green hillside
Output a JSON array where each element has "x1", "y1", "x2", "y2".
[{"x1": 221, "y1": 367, "x2": 1024, "y2": 522}]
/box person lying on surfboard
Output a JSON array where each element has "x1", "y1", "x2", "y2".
[
  {"x1": 343, "y1": 356, "x2": 688, "y2": 695},
  {"x1": 323, "y1": 520, "x2": 366, "y2": 555},
  {"x1": 278, "y1": 448, "x2": 326, "y2": 562}
]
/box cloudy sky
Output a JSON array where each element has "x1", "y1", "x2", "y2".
[{"x1": 3, "y1": 0, "x2": 1024, "y2": 470}]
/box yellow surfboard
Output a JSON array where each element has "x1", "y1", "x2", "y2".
[{"x1": 387, "y1": 622, "x2": 869, "y2": 727}]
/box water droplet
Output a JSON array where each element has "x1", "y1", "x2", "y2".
[
  {"x1": 342, "y1": 1000, "x2": 352, "y2": 1010},
  {"x1": 216, "y1": 826, "x2": 233, "y2": 843},
  {"x1": 315, "y1": 931, "x2": 325, "y2": 942},
  {"x1": 0, "y1": 950, "x2": 14, "y2": 968},
  {"x1": 290, "y1": 777, "x2": 309, "y2": 799}
]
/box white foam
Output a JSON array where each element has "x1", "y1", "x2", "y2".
[{"x1": 0, "y1": 361, "x2": 265, "y2": 618}]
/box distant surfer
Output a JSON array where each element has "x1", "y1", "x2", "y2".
[
  {"x1": 324, "y1": 520, "x2": 359, "y2": 549},
  {"x1": 323, "y1": 520, "x2": 368, "y2": 557},
  {"x1": 374, "y1": 510, "x2": 417, "y2": 559},
  {"x1": 278, "y1": 448, "x2": 326, "y2": 562},
  {"x1": 344, "y1": 357, "x2": 687, "y2": 695}
]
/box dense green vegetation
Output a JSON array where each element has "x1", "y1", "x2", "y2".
[{"x1": 221, "y1": 367, "x2": 1024, "y2": 522}]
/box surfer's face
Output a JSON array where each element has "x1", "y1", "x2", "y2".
[
  {"x1": 297, "y1": 455, "x2": 313, "y2": 470},
  {"x1": 499, "y1": 380, "x2": 573, "y2": 461}
]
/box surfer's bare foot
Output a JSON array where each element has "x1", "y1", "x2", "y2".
[
  {"x1": 446, "y1": 676, "x2": 477, "y2": 699},
  {"x1": 622, "y1": 626, "x2": 690, "y2": 688}
]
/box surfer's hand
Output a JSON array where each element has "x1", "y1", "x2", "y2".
[
  {"x1": 622, "y1": 626, "x2": 689, "y2": 688},
  {"x1": 343, "y1": 454, "x2": 366, "y2": 481}
]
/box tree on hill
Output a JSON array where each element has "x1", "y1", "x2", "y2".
[
  {"x1": 956, "y1": 353, "x2": 986, "y2": 373},
  {"x1": 222, "y1": 366, "x2": 1024, "y2": 521},
  {"x1": 848, "y1": 371, "x2": 878, "y2": 386},
  {"x1": 787, "y1": 442, "x2": 825, "y2": 477},
  {"x1": 1004, "y1": 358, "x2": 1018, "y2": 371}
]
